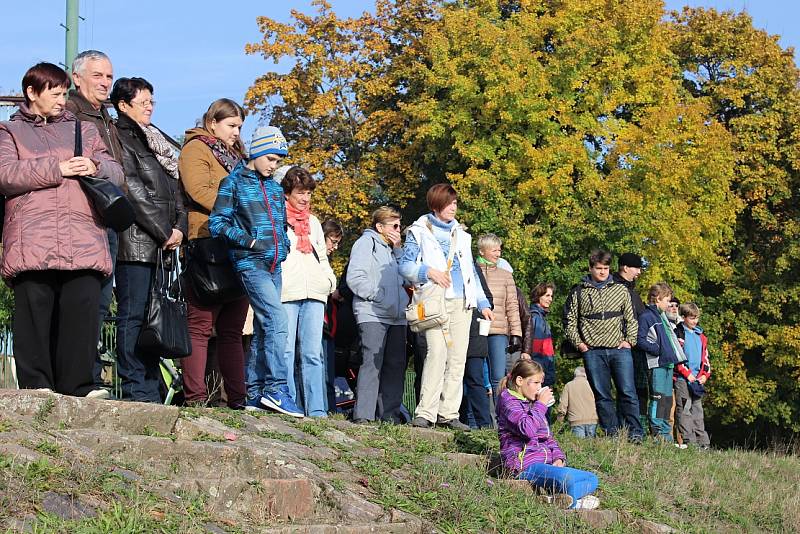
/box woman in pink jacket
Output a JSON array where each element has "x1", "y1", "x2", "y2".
[{"x1": 0, "y1": 63, "x2": 124, "y2": 397}]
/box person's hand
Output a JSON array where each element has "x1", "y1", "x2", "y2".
[
  {"x1": 482, "y1": 308, "x2": 495, "y2": 322},
  {"x1": 578, "y1": 343, "x2": 589, "y2": 353},
  {"x1": 537, "y1": 386, "x2": 554, "y2": 406},
  {"x1": 618, "y1": 340, "x2": 632, "y2": 349},
  {"x1": 60, "y1": 157, "x2": 97, "y2": 177},
  {"x1": 427, "y1": 268, "x2": 451, "y2": 288},
  {"x1": 552, "y1": 459, "x2": 565, "y2": 467},
  {"x1": 332, "y1": 289, "x2": 343, "y2": 302},
  {"x1": 163, "y1": 229, "x2": 183, "y2": 250},
  {"x1": 687, "y1": 374, "x2": 697, "y2": 383},
  {"x1": 384, "y1": 229, "x2": 402, "y2": 248},
  {"x1": 508, "y1": 335, "x2": 522, "y2": 353},
  {"x1": 520, "y1": 353, "x2": 531, "y2": 361},
  {"x1": 698, "y1": 375, "x2": 707, "y2": 385}
]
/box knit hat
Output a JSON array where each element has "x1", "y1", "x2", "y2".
[
  {"x1": 619, "y1": 252, "x2": 643, "y2": 269},
  {"x1": 249, "y1": 126, "x2": 288, "y2": 159}
]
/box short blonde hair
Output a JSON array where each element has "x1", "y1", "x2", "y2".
[
  {"x1": 371, "y1": 206, "x2": 401, "y2": 228},
  {"x1": 647, "y1": 282, "x2": 673, "y2": 304},
  {"x1": 680, "y1": 302, "x2": 701, "y2": 318},
  {"x1": 477, "y1": 233, "x2": 502, "y2": 252}
]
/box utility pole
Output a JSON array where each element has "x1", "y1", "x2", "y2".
[{"x1": 64, "y1": 0, "x2": 79, "y2": 72}]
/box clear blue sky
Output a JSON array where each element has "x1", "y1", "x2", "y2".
[{"x1": 1, "y1": 1, "x2": 796, "y2": 141}]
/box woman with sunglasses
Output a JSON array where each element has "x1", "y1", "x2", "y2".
[{"x1": 346, "y1": 206, "x2": 409, "y2": 423}]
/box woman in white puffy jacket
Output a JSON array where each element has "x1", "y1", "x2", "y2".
[{"x1": 280, "y1": 167, "x2": 336, "y2": 417}]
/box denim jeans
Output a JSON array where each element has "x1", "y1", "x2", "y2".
[
  {"x1": 460, "y1": 357, "x2": 493, "y2": 429},
  {"x1": 284, "y1": 299, "x2": 327, "y2": 417},
  {"x1": 583, "y1": 348, "x2": 643, "y2": 438},
  {"x1": 487, "y1": 334, "x2": 508, "y2": 398},
  {"x1": 532, "y1": 354, "x2": 556, "y2": 388},
  {"x1": 239, "y1": 269, "x2": 288, "y2": 401},
  {"x1": 571, "y1": 424, "x2": 597, "y2": 438},
  {"x1": 518, "y1": 463, "x2": 599, "y2": 508},
  {"x1": 94, "y1": 228, "x2": 118, "y2": 387},
  {"x1": 115, "y1": 261, "x2": 161, "y2": 402}
]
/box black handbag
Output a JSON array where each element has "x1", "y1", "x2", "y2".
[
  {"x1": 74, "y1": 120, "x2": 136, "y2": 232},
  {"x1": 137, "y1": 249, "x2": 192, "y2": 357},
  {"x1": 183, "y1": 236, "x2": 244, "y2": 306}
]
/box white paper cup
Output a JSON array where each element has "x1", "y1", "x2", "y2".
[{"x1": 477, "y1": 318, "x2": 491, "y2": 336}]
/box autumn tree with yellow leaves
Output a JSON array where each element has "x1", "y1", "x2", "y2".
[{"x1": 245, "y1": 0, "x2": 800, "y2": 439}]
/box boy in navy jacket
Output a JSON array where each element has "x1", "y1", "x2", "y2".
[{"x1": 636, "y1": 283, "x2": 686, "y2": 441}]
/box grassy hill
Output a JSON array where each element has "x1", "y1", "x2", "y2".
[{"x1": 0, "y1": 391, "x2": 798, "y2": 533}]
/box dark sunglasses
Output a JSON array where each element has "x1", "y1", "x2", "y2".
[{"x1": 381, "y1": 222, "x2": 401, "y2": 230}]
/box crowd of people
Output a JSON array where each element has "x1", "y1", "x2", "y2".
[{"x1": 0, "y1": 51, "x2": 712, "y2": 510}]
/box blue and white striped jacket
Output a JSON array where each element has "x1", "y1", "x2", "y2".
[{"x1": 209, "y1": 161, "x2": 290, "y2": 273}]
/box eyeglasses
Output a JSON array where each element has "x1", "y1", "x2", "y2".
[
  {"x1": 130, "y1": 99, "x2": 155, "y2": 108},
  {"x1": 381, "y1": 222, "x2": 401, "y2": 230},
  {"x1": 326, "y1": 237, "x2": 341, "y2": 247}
]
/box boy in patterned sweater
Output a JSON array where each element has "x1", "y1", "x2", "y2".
[{"x1": 209, "y1": 126, "x2": 303, "y2": 418}]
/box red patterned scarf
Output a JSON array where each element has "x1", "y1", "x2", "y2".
[{"x1": 285, "y1": 202, "x2": 313, "y2": 254}]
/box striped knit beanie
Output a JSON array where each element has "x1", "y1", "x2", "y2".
[{"x1": 249, "y1": 126, "x2": 288, "y2": 159}]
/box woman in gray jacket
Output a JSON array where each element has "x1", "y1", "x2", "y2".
[{"x1": 347, "y1": 207, "x2": 409, "y2": 423}]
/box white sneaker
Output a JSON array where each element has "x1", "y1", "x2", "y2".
[
  {"x1": 574, "y1": 495, "x2": 600, "y2": 510},
  {"x1": 86, "y1": 389, "x2": 111, "y2": 400},
  {"x1": 35, "y1": 388, "x2": 54, "y2": 393},
  {"x1": 674, "y1": 443, "x2": 688, "y2": 450}
]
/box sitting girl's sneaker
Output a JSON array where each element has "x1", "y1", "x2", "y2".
[{"x1": 574, "y1": 495, "x2": 600, "y2": 510}]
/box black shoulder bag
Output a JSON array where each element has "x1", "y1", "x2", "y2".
[
  {"x1": 560, "y1": 284, "x2": 587, "y2": 360},
  {"x1": 74, "y1": 120, "x2": 136, "y2": 232},
  {"x1": 183, "y1": 236, "x2": 244, "y2": 306},
  {"x1": 137, "y1": 249, "x2": 192, "y2": 357}
]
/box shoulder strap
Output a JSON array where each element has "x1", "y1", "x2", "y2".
[
  {"x1": 74, "y1": 119, "x2": 82, "y2": 157},
  {"x1": 445, "y1": 227, "x2": 457, "y2": 272}
]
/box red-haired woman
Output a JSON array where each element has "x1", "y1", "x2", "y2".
[{"x1": 399, "y1": 183, "x2": 494, "y2": 430}]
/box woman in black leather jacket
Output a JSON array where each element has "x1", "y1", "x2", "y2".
[{"x1": 110, "y1": 77, "x2": 187, "y2": 402}]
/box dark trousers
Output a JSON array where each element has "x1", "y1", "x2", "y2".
[
  {"x1": 13, "y1": 269, "x2": 102, "y2": 396},
  {"x1": 183, "y1": 287, "x2": 248, "y2": 407},
  {"x1": 323, "y1": 335, "x2": 336, "y2": 412},
  {"x1": 94, "y1": 228, "x2": 118, "y2": 386},
  {"x1": 115, "y1": 261, "x2": 161, "y2": 403},
  {"x1": 460, "y1": 356, "x2": 493, "y2": 428},
  {"x1": 353, "y1": 323, "x2": 407, "y2": 422}
]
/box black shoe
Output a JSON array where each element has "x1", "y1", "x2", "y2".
[
  {"x1": 629, "y1": 435, "x2": 644, "y2": 445},
  {"x1": 411, "y1": 416, "x2": 432, "y2": 428},
  {"x1": 352, "y1": 418, "x2": 371, "y2": 425},
  {"x1": 437, "y1": 418, "x2": 471, "y2": 432}
]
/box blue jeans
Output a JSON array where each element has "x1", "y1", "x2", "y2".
[
  {"x1": 519, "y1": 463, "x2": 599, "y2": 508},
  {"x1": 460, "y1": 357, "x2": 493, "y2": 429},
  {"x1": 571, "y1": 424, "x2": 597, "y2": 438},
  {"x1": 115, "y1": 261, "x2": 160, "y2": 402},
  {"x1": 583, "y1": 348, "x2": 643, "y2": 438},
  {"x1": 239, "y1": 269, "x2": 288, "y2": 400},
  {"x1": 531, "y1": 354, "x2": 556, "y2": 388},
  {"x1": 94, "y1": 228, "x2": 118, "y2": 387},
  {"x1": 487, "y1": 334, "x2": 508, "y2": 397},
  {"x1": 284, "y1": 299, "x2": 327, "y2": 417}
]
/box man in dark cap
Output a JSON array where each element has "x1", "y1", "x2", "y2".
[{"x1": 612, "y1": 252, "x2": 649, "y2": 431}]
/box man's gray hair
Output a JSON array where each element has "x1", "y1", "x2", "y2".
[{"x1": 72, "y1": 50, "x2": 111, "y2": 74}]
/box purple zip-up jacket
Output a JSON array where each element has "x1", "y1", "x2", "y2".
[{"x1": 496, "y1": 388, "x2": 566, "y2": 473}]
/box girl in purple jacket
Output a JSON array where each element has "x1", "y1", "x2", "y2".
[{"x1": 497, "y1": 360, "x2": 600, "y2": 509}]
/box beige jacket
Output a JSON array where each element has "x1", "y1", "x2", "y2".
[
  {"x1": 280, "y1": 214, "x2": 336, "y2": 303},
  {"x1": 557, "y1": 372, "x2": 599, "y2": 426},
  {"x1": 477, "y1": 262, "x2": 522, "y2": 337}
]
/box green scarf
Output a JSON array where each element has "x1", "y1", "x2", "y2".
[{"x1": 477, "y1": 256, "x2": 494, "y2": 266}]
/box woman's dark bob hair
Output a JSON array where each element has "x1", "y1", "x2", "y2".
[
  {"x1": 22, "y1": 63, "x2": 70, "y2": 105},
  {"x1": 109, "y1": 77, "x2": 154, "y2": 112}
]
